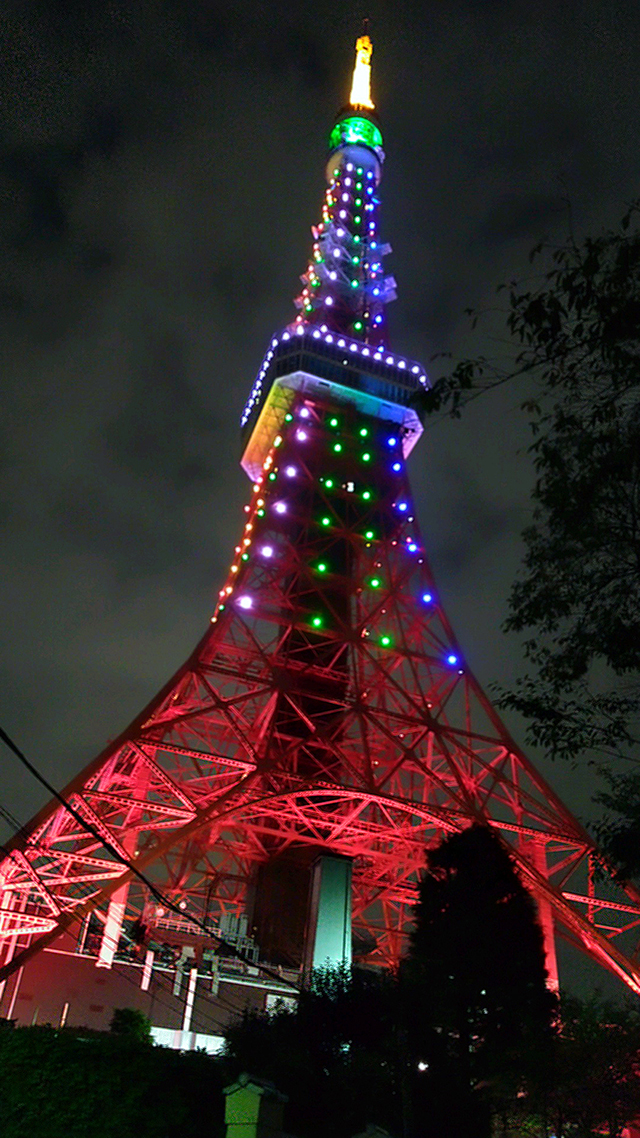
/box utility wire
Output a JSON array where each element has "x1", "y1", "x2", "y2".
[
  {"x1": 0, "y1": 725, "x2": 300, "y2": 996},
  {"x1": 0, "y1": 833, "x2": 243, "y2": 1039}
]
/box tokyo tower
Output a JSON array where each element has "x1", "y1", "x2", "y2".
[{"x1": 2, "y1": 34, "x2": 640, "y2": 1042}]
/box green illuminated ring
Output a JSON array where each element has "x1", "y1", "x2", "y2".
[{"x1": 329, "y1": 116, "x2": 383, "y2": 153}]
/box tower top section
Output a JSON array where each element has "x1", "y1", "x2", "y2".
[{"x1": 349, "y1": 33, "x2": 375, "y2": 111}]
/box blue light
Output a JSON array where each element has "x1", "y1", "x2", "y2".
[
  {"x1": 422, "y1": 592, "x2": 433, "y2": 604},
  {"x1": 387, "y1": 437, "x2": 397, "y2": 447},
  {"x1": 407, "y1": 542, "x2": 418, "y2": 553},
  {"x1": 397, "y1": 502, "x2": 408, "y2": 512},
  {"x1": 392, "y1": 462, "x2": 401, "y2": 472},
  {"x1": 447, "y1": 653, "x2": 459, "y2": 666}
]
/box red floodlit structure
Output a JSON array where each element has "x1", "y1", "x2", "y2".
[{"x1": 2, "y1": 35, "x2": 640, "y2": 1039}]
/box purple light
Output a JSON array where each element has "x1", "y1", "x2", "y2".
[
  {"x1": 285, "y1": 465, "x2": 297, "y2": 477},
  {"x1": 347, "y1": 162, "x2": 353, "y2": 171},
  {"x1": 330, "y1": 271, "x2": 337, "y2": 280},
  {"x1": 326, "y1": 333, "x2": 333, "y2": 343},
  {"x1": 296, "y1": 325, "x2": 304, "y2": 336},
  {"x1": 386, "y1": 355, "x2": 394, "y2": 365},
  {"x1": 296, "y1": 429, "x2": 308, "y2": 441},
  {"x1": 238, "y1": 596, "x2": 253, "y2": 610},
  {"x1": 339, "y1": 210, "x2": 347, "y2": 219},
  {"x1": 333, "y1": 249, "x2": 341, "y2": 258},
  {"x1": 325, "y1": 296, "x2": 334, "y2": 306},
  {"x1": 338, "y1": 338, "x2": 346, "y2": 347},
  {"x1": 411, "y1": 365, "x2": 420, "y2": 374},
  {"x1": 299, "y1": 407, "x2": 310, "y2": 418},
  {"x1": 261, "y1": 545, "x2": 274, "y2": 558},
  {"x1": 274, "y1": 502, "x2": 287, "y2": 514},
  {"x1": 349, "y1": 344, "x2": 357, "y2": 352},
  {"x1": 392, "y1": 462, "x2": 401, "y2": 472},
  {"x1": 447, "y1": 653, "x2": 459, "y2": 666},
  {"x1": 422, "y1": 592, "x2": 433, "y2": 604},
  {"x1": 312, "y1": 330, "x2": 321, "y2": 339},
  {"x1": 337, "y1": 227, "x2": 345, "y2": 237},
  {"x1": 342, "y1": 193, "x2": 349, "y2": 202}
]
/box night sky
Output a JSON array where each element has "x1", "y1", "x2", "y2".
[{"x1": 1, "y1": 0, "x2": 639, "y2": 962}]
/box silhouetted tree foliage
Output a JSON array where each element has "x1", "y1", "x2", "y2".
[
  {"x1": 224, "y1": 827, "x2": 556, "y2": 1138},
  {"x1": 109, "y1": 1005, "x2": 152, "y2": 1041},
  {"x1": 0, "y1": 1024, "x2": 225, "y2": 1138},
  {"x1": 500, "y1": 994, "x2": 640, "y2": 1138},
  {"x1": 223, "y1": 964, "x2": 401, "y2": 1138},
  {"x1": 402, "y1": 824, "x2": 557, "y2": 1138},
  {"x1": 420, "y1": 204, "x2": 640, "y2": 879}
]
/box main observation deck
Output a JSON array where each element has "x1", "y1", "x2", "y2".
[{"x1": 240, "y1": 326, "x2": 429, "y2": 481}]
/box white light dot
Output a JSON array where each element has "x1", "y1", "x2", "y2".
[{"x1": 238, "y1": 596, "x2": 253, "y2": 610}]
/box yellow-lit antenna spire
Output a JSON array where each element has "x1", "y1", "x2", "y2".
[{"x1": 349, "y1": 24, "x2": 375, "y2": 111}]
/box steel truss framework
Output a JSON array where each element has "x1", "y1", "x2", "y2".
[{"x1": 2, "y1": 392, "x2": 640, "y2": 994}]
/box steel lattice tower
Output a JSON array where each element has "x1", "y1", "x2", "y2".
[{"x1": 2, "y1": 36, "x2": 640, "y2": 1033}]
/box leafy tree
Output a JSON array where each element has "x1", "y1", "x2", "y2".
[
  {"x1": 223, "y1": 964, "x2": 401, "y2": 1138},
  {"x1": 501, "y1": 995, "x2": 640, "y2": 1138},
  {"x1": 421, "y1": 204, "x2": 640, "y2": 878},
  {"x1": 109, "y1": 1006, "x2": 152, "y2": 1042},
  {"x1": 402, "y1": 825, "x2": 557, "y2": 1138}
]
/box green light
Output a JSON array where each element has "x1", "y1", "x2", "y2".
[
  {"x1": 219, "y1": 604, "x2": 225, "y2": 611},
  {"x1": 324, "y1": 478, "x2": 334, "y2": 489},
  {"x1": 362, "y1": 490, "x2": 371, "y2": 501},
  {"x1": 355, "y1": 199, "x2": 362, "y2": 207},
  {"x1": 359, "y1": 427, "x2": 368, "y2": 438},
  {"x1": 353, "y1": 235, "x2": 361, "y2": 244},
  {"x1": 351, "y1": 280, "x2": 359, "y2": 289},
  {"x1": 352, "y1": 256, "x2": 360, "y2": 265},
  {"x1": 333, "y1": 442, "x2": 342, "y2": 453},
  {"x1": 329, "y1": 417, "x2": 339, "y2": 428},
  {"x1": 311, "y1": 615, "x2": 323, "y2": 628},
  {"x1": 354, "y1": 321, "x2": 363, "y2": 331},
  {"x1": 365, "y1": 529, "x2": 375, "y2": 540},
  {"x1": 362, "y1": 452, "x2": 371, "y2": 462},
  {"x1": 356, "y1": 182, "x2": 362, "y2": 189},
  {"x1": 354, "y1": 216, "x2": 361, "y2": 225},
  {"x1": 380, "y1": 635, "x2": 392, "y2": 648},
  {"x1": 257, "y1": 509, "x2": 265, "y2": 517},
  {"x1": 321, "y1": 516, "x2": 331, "y2": 527},
  {"x1": 370, "y1": 577, "x2": 381, "y2": 588},
  {"x1": 357, "y1": 167, "x2": 363, "y2": 174},
  {"x1": 242, "y1": 553, "x2": 249, "y2": 561},
  {"x1": 269, "y1": 472, "x2": 277, "y2": 481},
  {"x1": 285, "y1": 413, "x2": 293, "y2": 421},
  {"x1": 316, "y1": 562, "x2": 328, "y2": 574},
  {"x1": 329, "y1": 117, "x2": 384, "y2": 153}
]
